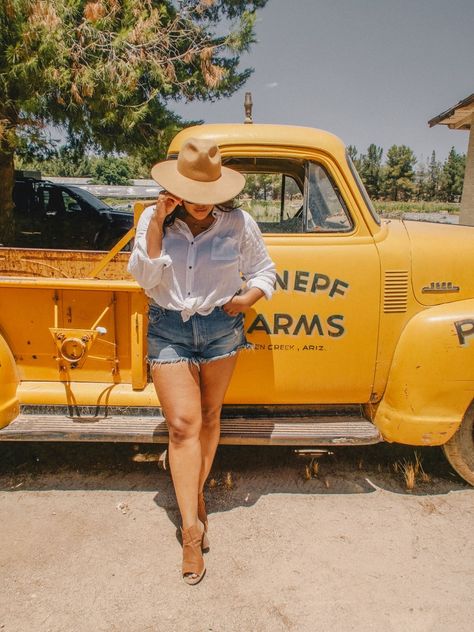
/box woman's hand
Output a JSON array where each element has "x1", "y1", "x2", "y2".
[
  {"x1": 222, "y1": 288, "x2": 264, "y2": 316},
  {"x1": 151, "y1": 191, "x2": 182, "y2": 224},
  {"x1": 146, "y1": 191, "x2": 182, "y2": 258}
]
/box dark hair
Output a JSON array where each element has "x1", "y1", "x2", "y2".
[{"x1": 162, "y1": 200, "x2": 237, "y2": 234}]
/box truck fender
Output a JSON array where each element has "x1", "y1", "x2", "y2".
[
  {"x1": 374, "y1": 299, "x2": 474, "y2": 445},
  {"x1": 0, "y1": 332, "x2": 20, "y2": 428}
]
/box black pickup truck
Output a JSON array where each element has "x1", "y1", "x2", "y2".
[{"x1": 9, "y1": 173, "x2": 133, "y2": 250}]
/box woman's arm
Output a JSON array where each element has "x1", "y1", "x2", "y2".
[
  {"x1": 127, "y1": 192, "x2": 181, "y2": 289},
  {"x1": 146, "y1": 192, "x2": 181, "y2": 258},
  {"x1": 222, "y1": 212, "x2": 276, "y2": 315}
]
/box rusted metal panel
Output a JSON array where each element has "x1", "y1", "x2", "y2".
[{"x1": 0, "y1": 247, "x2": 132, "y2": 280}]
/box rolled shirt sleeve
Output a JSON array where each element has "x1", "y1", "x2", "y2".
[
  {"x1": 240, "y1": 212, "x2": 276, "y2": 299},
  {"x1": 127, "y1": 206, "x2": 172, "y2": 290}
]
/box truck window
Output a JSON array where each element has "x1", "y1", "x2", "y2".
[
  {"x1": 223, "y1": 157, "x2": 303, "y2": 233},
  {"x1": 223, "y1": 156, "x2": 353, "y2": 234},
  {"x1": 305, "y1": 162, "x2": 353, "y2": 233},
  {"x1": 238, "y1": 172, "x2": 303, "y2": 233}
]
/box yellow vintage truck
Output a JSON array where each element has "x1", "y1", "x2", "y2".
[{"x1": 1, "y1": 124, "x2": 473, "y2": 485}]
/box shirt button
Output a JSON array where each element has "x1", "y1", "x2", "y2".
[
  {"x1": 191, "y1": 241, "x2": 194, "y2": 245},
  {"x1": 189, "y1": 266, "x2": 192, "y2": 269},
  {"x1": 187, "y1": 292, "x2": 191, "y2": 296}
]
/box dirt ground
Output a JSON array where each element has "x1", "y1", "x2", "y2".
[{"x1": 0, "y1": 442, "x2": 472, "y2": 632}]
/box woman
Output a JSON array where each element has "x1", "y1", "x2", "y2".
[{"x1": 128, "y1": 138, "x2": 276, "y2": 584}]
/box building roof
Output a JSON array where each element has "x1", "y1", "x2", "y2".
[{"x1": 428, "y1": 93, "x2": 474, "y2": 130}]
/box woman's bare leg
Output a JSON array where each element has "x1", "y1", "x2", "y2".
[
  {"x1": 198, "y1": 354, "x2": 239, "y2": 493},
  {"x1": 152, "y1": 361, "x2": 202, "y2": 530}
]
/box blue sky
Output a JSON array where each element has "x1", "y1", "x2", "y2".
[{"x1": 172, "y1": 0, "x2": 474, "y2": 163}]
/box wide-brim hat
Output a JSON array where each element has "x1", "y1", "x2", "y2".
[{"x1": 151, "y1": 137, "x2": 246, "y2": 205}]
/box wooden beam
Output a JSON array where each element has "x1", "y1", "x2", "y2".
[
  {"x1": 0, "y1": 413, "x2": 382, "y2": 445},
  {"x1": 452, "y1": 111, "x2": 474, "y2": 130}
]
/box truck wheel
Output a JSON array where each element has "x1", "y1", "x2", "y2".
[{"x1": 443, "y1": 403, "x2": 474, "y2": 486}]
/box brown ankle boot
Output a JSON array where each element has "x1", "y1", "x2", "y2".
[
  {"x1": 198, "y1": 491, "x2": 210, "y2": 550},
  {"x1": 180, "y1": 522, "x2": 206, "y2": 585}
]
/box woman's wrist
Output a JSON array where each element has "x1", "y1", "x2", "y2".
[
  {"x1": 239, "y1": 288, "x2": 264, "y2": 308},
  {"x1": 149, "y1": 212, "x2": 166, "y2": 232},
  {"x1": 222, "y1": 288, "x2": 264, "y2": 315}
]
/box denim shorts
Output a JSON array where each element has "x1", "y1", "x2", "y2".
[{"x1": 147, "y1": 303, "x2": 252, "y2": 367}]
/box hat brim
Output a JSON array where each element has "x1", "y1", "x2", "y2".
[{"x1": 150, "y1": 160, "x2": 246, "y2": 205}]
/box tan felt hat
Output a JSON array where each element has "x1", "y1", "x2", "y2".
[{"x1": 151, "y1": 138, "x2": 246, "y2": 205}]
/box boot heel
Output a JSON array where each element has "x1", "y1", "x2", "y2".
[{"x1": 198, "y1": 491, "x2": 210, "y2": 548}]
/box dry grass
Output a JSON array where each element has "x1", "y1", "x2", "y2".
[
  {"x1": 395, "y1": 451, "x2": 431, "y2": 490},
  {"x1": 224, "y1": 471, "x2": 234, "y2": 490},
  {"x1": 303, "y1": 458, "x2": 320, "y2": 480},
  {"x1": 401, "y1": 461, "x2": 416, "y2": 491}
]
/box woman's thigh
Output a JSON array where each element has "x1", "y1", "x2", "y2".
[
  {"x1": 152, "y1": 362, "x2": 202, "y2": 438},
  {"x1": 199, "y1": 354, "x2": 239, "y2": 418}
]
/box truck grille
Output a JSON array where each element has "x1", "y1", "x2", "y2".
[{"x1": 383, "y1": 270, "x2": 409, "y2": 313}]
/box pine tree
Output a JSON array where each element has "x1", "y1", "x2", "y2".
[
  {"x1": 415, "y1": 159, "x2": 429, "y2": 201},
  {"x1": 347, "y1": 145, "x2": 362, "y2": 171},
  {"x1": 359, "y1": 144, "x2": 383, "y2": 198},
  {"x1": 382, "y1": 145, "x2": 417, "y2": 201},
  {"x1": 0, "y1": 0, "x2": 268, "y2": 241},
  {"x1": 425, "y1": 150, "x2": 442, "y2": 201},
  {"x1": 440, "y1": 147, "x2": 466, "y2": 202}
]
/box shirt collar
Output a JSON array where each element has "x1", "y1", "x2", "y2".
[{"x1": 173, "y1": 208, "x2": 222, "y2": 235}]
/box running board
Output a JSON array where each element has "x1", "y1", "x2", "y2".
[{"x1": 0, "y1": 413, "x2": 382, "y2": 445}]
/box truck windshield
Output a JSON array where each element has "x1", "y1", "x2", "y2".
[{"x1": 345, "y1": 152, "x2": 381, "y2": 225}]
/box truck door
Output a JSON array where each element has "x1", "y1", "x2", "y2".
[{"x1": 224, "y1": 153, "x2": 381, "y2": 405}]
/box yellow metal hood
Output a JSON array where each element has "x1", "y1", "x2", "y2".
[{"x1": 405, "y1": 220, "x2": 474, "y2": 306}]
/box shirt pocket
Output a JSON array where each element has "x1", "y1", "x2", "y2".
[{"x1": 211, "y1": 236, "x2": 239, "y2": 261}]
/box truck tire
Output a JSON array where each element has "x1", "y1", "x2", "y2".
[{"x1": 443, "y1": 403, "x2": 474, "y2": 486}]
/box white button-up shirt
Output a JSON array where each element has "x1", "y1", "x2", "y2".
[{"x1": 128, "y1": 205, "x2": 276, "y2": 322}]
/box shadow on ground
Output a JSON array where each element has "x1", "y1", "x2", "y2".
[{"x1": 0, "y1": 442, "x2": 469, "y2": 521}]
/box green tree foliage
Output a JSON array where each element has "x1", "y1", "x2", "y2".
[
  {"x1": 416, "y1": 150, "x2": 443, "y2": 201},
  {"x1": 346, "y1": 145, "x2": 362, "y2": 171},
  {"x1": 17, "y1": 148, "x2": 151, "y2": 180},
  {"x1": 16, "y1": 145, "x2": 94, "y2": 177},
  {"x1": 441, "y1": 147, "x2": 466, "y2": 202},
  {"x1": 359, "y1": 144, "x2": 383, "y2": 198},
  {"x1": 0, "y1": 0, "x2": 268, "y2": 240},
  {"x1": 243, "y1": 174, "x2": 283, "y2": 201},
  {"x1": 415, "y1": 159, "x2": 428, "y2": 201},
  {"x1": 426, "y1": 150, "x2": 442, "y2": 201},
  {"x1": 346, "y1": 143, "x2": 465, "y2": 204},
  {"x1": 90, "y1": 156, "x2": 133, "y2": 185},
  {"x1": 382, "y1": 145, "x2": 417, "y2": 201}
]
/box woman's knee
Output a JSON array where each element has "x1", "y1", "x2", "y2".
[
  {"x1": 201, "y1": 404, "x2": 222, "y2": 427},
  {"x1": 167, "y1": 415, "x2": 201, "y2": 445}
]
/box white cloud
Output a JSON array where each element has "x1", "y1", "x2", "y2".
[{"x1": 265, "y1": 82, "x2": 279, "y2": 89}]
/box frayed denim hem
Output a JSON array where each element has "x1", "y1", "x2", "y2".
[
  {"x1": 148, "y1": 357, "x2": 200, "y2": 369},
  {"x1": 148, "y1": 342, "x2": 254, "y2": 370},
  {"x1": 197, "y1": 342, "x2": 254, "y2": 365}
]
